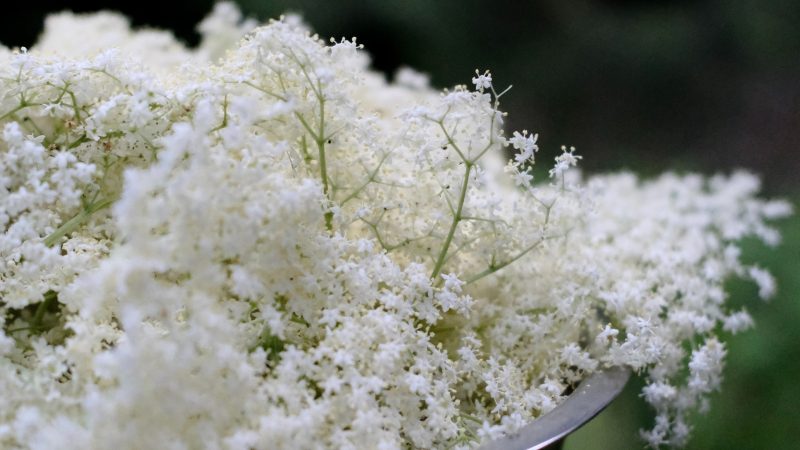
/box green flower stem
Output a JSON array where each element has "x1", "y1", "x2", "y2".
[
  {"x1": 292, "y1": 89, "x2": 332, "y2": 232},
  {"x1": 210, "y1": 95, "x2": 229, "y2": 132},
  {"x1": 430, "y1": 162, "x2": 473, "y2": 281},
  {"x1": 43, "y1": 198, "x2": 114, "y2": 247},
  {"x1": 464, "y1": 239, "x2": 545, "y2": 285},
  {"x1": 67, "y1": 90, "x2": 82, "y2": 122},
  {"x1": 340, "y1": 151, "x2": 391, "y2": 205},
  {"x1": 291, "y1": 53, "x2": 333, "y2": 233},
  {"x1": 428, "y1": 95, "x2": 504, "y2": 282},
  {"x1": 67, "y1": 134, "x2": 89, "y2": 149},
  {"x1": 316, "y1": 97, "x2": 334, "y2": 233},
  {"x1": 464, "y1": 200, "x2": 558, "y2": 285},
  {"x1": 0, "y1": 103, "x2": 32, "y2": 122}
]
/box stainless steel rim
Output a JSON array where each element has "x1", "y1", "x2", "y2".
[{"x1": 478, "y1": 367, "x2": 631, "y2": 450}]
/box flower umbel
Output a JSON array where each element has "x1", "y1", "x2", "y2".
[{"x1": 0, "y1": 4, "x2": 791, "y2": 450}]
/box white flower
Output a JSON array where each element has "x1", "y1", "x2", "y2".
[
  {"x1": 471, "y1": 69, "x2": 492, "y2": 91},
  {"x1": 513, "y1": 168, "x2": 534, "y2": 187},
  {"x1": 395, "y1": 66, "x2": 430, "y2": 90},
  {"x1": 549, "y1": 145, "x2": 582, "y2": 178},
  {"x1": 747, "y1": 266, "x2": 776, "y2": 300},
  {"x1": 723, "y1": 310, "x2": 754, "y2": 334},
  {"x1": 441, "y1": 273, "x2": 464, "y2": 293},
  {"x1": 0, "y1": 4, "x2": 788, "y2": 450}
]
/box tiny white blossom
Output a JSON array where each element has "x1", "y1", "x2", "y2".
[
  {"x1": 471, "y1": 69, "x2": 492, "y2": 91},
  {"x1": 513, "y1": 168, "x2": 534, "y2": 187},
  {"x1": 549, "y1": 145, "x2": 582, "y2": 178},
  {"x1": 749, "y1": 266, "x2": 776, "y2": 300}
]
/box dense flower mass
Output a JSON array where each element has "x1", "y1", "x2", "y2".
[{"x1": 0, "y1": 4, "x2": 791, "y2": 449}]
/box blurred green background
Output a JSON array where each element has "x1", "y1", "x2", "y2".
[
  {"x1": 564, "y1": 212, "x2": 800, "y2": 449},
  {"x1": 2, "y1": 1, "x2": 798, "y2": 448}
]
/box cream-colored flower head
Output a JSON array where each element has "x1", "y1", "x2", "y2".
[{"x1": 0, "y1": 3, "x2": 790, "y2": 449}]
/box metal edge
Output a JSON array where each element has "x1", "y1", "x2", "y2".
[{"x1": 478, "y1": 367, "x2": 631, "y2": 450}]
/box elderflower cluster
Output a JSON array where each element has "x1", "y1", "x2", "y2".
[{"x1": 0, "y1": 4, "x2": 791, "y2": 449}]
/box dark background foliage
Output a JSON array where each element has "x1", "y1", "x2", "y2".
[{"x1": 2, "y1": 1, "x2": 798, "y2": 448}]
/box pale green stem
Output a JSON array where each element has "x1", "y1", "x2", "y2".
[
  {"x1": 67, "y1": 90, "x2": 82, "y2": 122},
  {"x1": 210, "y1": 95, "x2": 229, "y2": 132},
  {"x1": 316, "y1": 96, "x2": 333, "y2": 233},
  {"x1": 340, "y1": 152, "x2": 391, "y2": 205},
  {"x1": 292, "y1": 78, "x2": 332, "y2": 232},
  {"x1": 43, "y1": 198, "x2": 113, "y2": 247},
  {"x1": 0, "y1": 104, "x2": 27, "y2": 122},
  {"x1": 430, "y1": 163, "x2": 472, "y2": 280},
  {"x1": 465, "y1": 238, "x2": 547, "y2": 285}
]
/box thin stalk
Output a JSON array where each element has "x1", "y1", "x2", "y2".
[
  {"x1": 43, "y1": 198, "x2": 114, "y2": 247},
  {"x1": 340, "y1": 152, "x2": 391, "y2": 205},
  {"x1": 210, "y1": 95, "x2": 229, "y2": 132},
  {"x1": 430, "y1": 163, "x2": 472, "y2": 280},
  {"x1": 67, "y1": 90, "x2": 82, "y2": 122},
  {"x1": 0, "y1": 103, "x2": 27, "y2": 122},
  {"x1": 465, "y1": 238, "x2": 547, "y2": 285},
  {"x1": 316, "y1": 96, "x2": 333, "y2": 233}
]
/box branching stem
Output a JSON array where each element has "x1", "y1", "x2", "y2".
[{"x1": 430, "y1": 162, "x2": 472, "y2": 280}]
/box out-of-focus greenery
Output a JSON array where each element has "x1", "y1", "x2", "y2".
[{"x1": 565, "y1": 208, "x2": 800, "y2": 449}]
